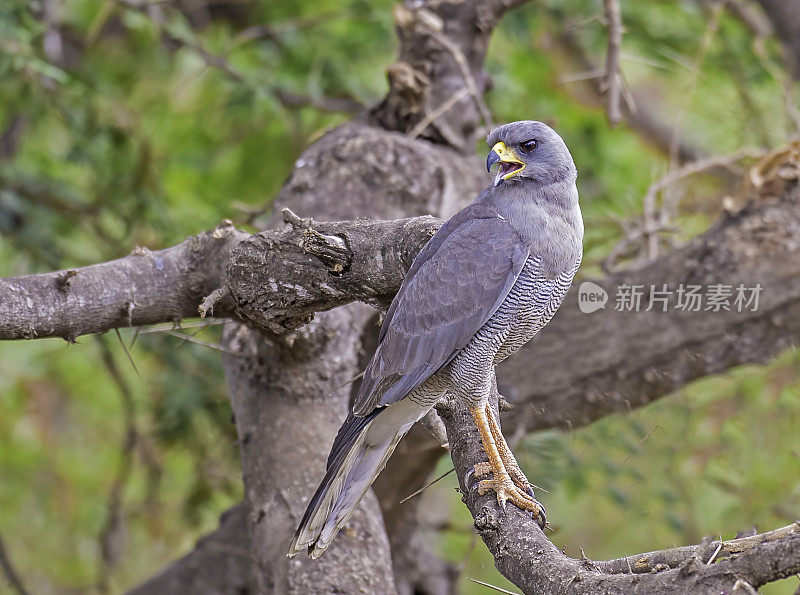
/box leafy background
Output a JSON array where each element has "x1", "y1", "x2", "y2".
[{"x1": 0, "y1": 0, "x2": 798, "y2": 592}]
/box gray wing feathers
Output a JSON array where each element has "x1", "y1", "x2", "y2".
[{"x1": 354, "y1": 216, "x2": 529, "y2": 416}]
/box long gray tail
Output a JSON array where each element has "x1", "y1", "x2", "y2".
[{"x1": 288, "y1": 400, "x2": 425, "y2": 558}]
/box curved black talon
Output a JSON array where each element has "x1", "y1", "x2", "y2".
[
  {"x1": 464, "y1": 466, "x2": 479, "y2": 490},
  {"x1": 534, "y1": 504, "x2": 547, "y2": 529},
  {"x1": 524, "y1": 485, "x2": 536, "y2": 500}
]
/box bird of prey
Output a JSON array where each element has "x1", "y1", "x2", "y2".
[{"x1": 289, "y1": 120, "x2": 583, "y2": 559}]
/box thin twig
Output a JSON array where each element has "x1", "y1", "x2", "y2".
[
  {"x1": 602, "y1": 0, "x2": 623, "y2": 127},
  {"x1": 0, "y1": 533, "x2": 29, "y2": 595},
  {"x1": 621, "y1": 424, "x2": 662, "y2": 465},
  {"x1": 468, "y1": 578, "x2": 522, "y2": 594},
  {"x1": 329, "y1": 371, "x2": 365, "y2": 395},
  {"x1": 114, "y1": 328, "x2": 140, "y2": 378},
  {"x1": 629, "y1": 148, "x2": 759, "y2": 266},
  {"x1": 94, "y1": 335, "x2": 138, "y2": 593},
  {"x1": 410, "y1": 88, "x2": 469, "y2": 139},
  {"x1": 137, "y1": 319, "x2": 224, "y2": 334},
  {"x1": 416, "y1": 10, "x2": 493, "y2": 127},
  {"x1": 558, "y1": 69, "x2": 605, "y2": 84},
  {"x1": 399, "y1": 467, "x2": 456, "y2": 504},
  {"x1": 665, "y1": 1, "x2": 724, "y2": 214},
  {"x1": 160, "y1": 329, "x2": 245, "y2": 356}
]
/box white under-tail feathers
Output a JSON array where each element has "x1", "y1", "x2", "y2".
[{"x1": 287, "y1": 399, "x2": 427, "y2": 559}]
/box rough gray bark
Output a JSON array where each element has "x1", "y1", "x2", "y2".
[
  {"x1": 222, "y1": 310, "x2": 397, "y2": 594},
  {"x1": 0, "y1": 211, "x2": 441, "y2": 342},
  {"x1": 4, "y1": 0, "x2": 800, "y2": 592},
  {"x1": 369, "y1": 0, "x2": 532, "y2": 152},
  {"x1": 0, "y1": 222, "x2": 248, "y2": 342},
  {"x1": 440, "y1": 398, "x2": 800, "y2": 594},
  {"x1": 219, "y1": 118, "x2": 485, "y2": 594}
]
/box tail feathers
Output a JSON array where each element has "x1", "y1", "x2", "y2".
[{"x1": 288, "y1": 401, "x2": 425, "y2": 559}]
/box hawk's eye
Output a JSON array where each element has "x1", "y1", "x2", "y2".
[{"x1": 521, "y1": 139, "x2": 537, "y2": 152}]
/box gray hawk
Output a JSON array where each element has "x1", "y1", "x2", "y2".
[{"x1": 289, "y1": 120, "x2": 584, "y2": 558}]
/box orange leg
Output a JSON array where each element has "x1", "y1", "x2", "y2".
[
  {"x1": 470, "y1": 404, "x2": 546, "y2": 527},
  {"x1": 484, "y1": 403, "x2": 537, "y2": 495}
]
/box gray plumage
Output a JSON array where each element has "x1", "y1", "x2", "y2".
[{"x1": 288, "y1": 120, "x2": 583, "y2": 558}]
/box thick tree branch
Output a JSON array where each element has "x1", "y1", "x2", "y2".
[
  {"x1": 0, "y1": 221, "x2": 247, "y2": 341},
  {"x1": 126, "y1": 505, "x2": 257, "y2": 595},
  {"x1": 6, "y1": 176, "x2": 800, "y2": 450},
  {"x1": 369, "y1": 0, "x2": 532, "y2": 152},
  {"x1": 227, "y1": 213, "x2": 439, "y2": 335},
  {"x1": 0, "y1": 215, "x2": 439, "y2": 342},
  {"x1": 440, "y1": 398, "x2": 800, "y2": 594},
  {"x1": 218, "y1": 116, "x2": 486, "y2": 591}
]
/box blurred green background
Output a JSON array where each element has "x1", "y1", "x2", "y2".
[{"x1": 0, "y1": 0, "x2": 798, "y2": 592}]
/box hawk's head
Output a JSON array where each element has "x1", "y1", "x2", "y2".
[{"x1": 485, "y1": 121, "x2": 576, "y2": 188}]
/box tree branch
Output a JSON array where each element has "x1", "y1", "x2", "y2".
[
  {"x1": 0, "y1": 216, "x2": 439, "y2": 342},
  {"x1": 5, "y1": 172, "x2": 800, "y2": 453},
  {"x1": 601, "y1": 0, "x2": 623, "y2": 127},
  {"x1": 553, "y1": 27, "x2": 706, "y2": 164},
  {"x1": 126, "y1": 505, "x2": 258, "y2": 595},
  {"x1": 370, "y1": 0, "x2": 532, "y2": 152},
  {"x1": 439, "y1": 398, "x2": 800, "y2": 594},
  {"x1": 0, "y1": 220, "x2": 247, "y2": 341}
]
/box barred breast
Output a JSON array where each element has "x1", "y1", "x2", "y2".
[{"x1": 491, "y1": 254, "x2": 581, "y2": 364}]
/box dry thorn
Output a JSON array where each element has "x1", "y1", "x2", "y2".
[
  {"x1": 160, "y1": 329, "x2": 245, "y2": 356},
  {"x1": 55, "y1": 269, "x2": 77, "y2": 291},
  {"x1": 414, "y1": 9, "x2": 493, "y2": 128},
  {"x1": 706, "y1": 538, "x2": 723, "y2": 565},
  {"x1": 399, "y1": 467, "x2": 456, "y2": 505},
  {"x1": 115, "y1": 328, "x2": 141, "y2": 379},
  {"x1": 409, "y1": 88, "x2": 469, "y2": 139},
  {"x1": 468, "y1": 578, "x2": 521, "y2": 594}
]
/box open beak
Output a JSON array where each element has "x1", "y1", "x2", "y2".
[{"x1": 486, "y1": 141, "x2": 525, "y2": 187}]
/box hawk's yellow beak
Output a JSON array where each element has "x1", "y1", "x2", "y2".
[{"x1": 486, "y1": 141, "x2": 525, "y2": 186}]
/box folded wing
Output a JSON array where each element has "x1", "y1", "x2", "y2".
[{"x1": 353, "y1": 212, "x2": 529, "y2": 416}]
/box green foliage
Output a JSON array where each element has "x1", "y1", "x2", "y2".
[{"x1": 0, "y1": 0, "x2": 798, "y2": 592}]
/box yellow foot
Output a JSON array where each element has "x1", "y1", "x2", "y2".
[
  {"x1": 471, "y1": 460, "x2": 535, "y2": 497},
  {"x1": 471, "y1": 461, "x2": 492, "y2": 478},
  {"x1": 477, "y1": 475, "x2": 547, "y2": 528}
]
